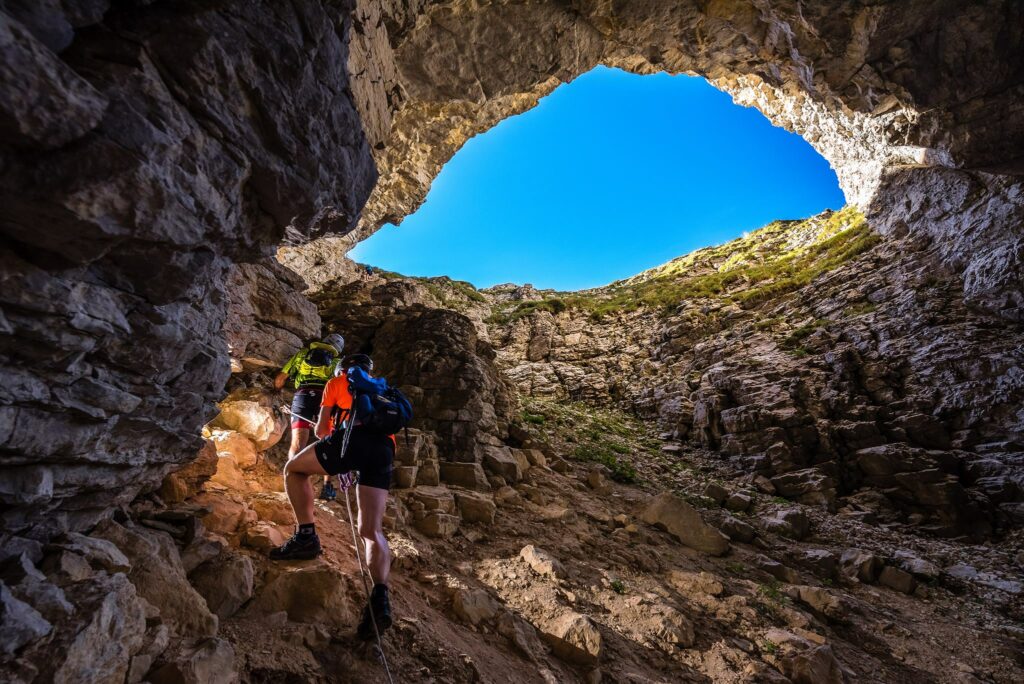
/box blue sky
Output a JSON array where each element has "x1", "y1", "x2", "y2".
[{"x1": 351, "y1": 66, "x2": 845, "y2": 290}]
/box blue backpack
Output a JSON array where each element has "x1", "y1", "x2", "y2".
[{"x1": 347, "y1": 367, "x2": 413, "y2": 436}]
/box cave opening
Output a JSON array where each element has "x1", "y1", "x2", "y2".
[{"x1": 350, "y1": 66, "x2": 846, "y2": 291}]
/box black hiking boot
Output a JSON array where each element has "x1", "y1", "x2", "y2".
[
  {"x1": 318, "y1": 481, "x2": 337, "y2": 501},
  {"x1": 356, "y1": 584, "x2": 393, "y2": 640},
  {"x1": 268, "y1": 532, "x2": 322, "y2": 561}
]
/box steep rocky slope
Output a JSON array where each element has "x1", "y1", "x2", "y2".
[{"x1": 483, "y1": 209, "x2": 1024, "y2": 540}]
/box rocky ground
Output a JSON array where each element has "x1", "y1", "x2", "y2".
[{"x1": 3, "y1": 210, "x2": 1022, "y2": 683}]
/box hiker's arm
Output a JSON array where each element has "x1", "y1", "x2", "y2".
[
  {"x1": 315, "y1": 406, "x2": 332, "y2": 439},
  {"x1": 273, "y1": 372, "x2": 288, "y2": 390}
]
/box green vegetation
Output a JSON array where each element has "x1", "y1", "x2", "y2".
[
  {"x1": 572, "y1": 443, "x2": 638, "y2": 483},
  {"x1": 488, "y1": 206, "x2": 879, "y2": 322},
  {"x1": 760, "y1": 639, "x2": 780, "y2": 656},
  {"x1": 514, "y1": 397, "x2": 662, "y2": 485},
  {"x1": 610, "y1": 579, "x2": 627, "y2": 594},
  {"x1": 844, "y1": 301, "x2": 878, "y2": 317},
  {"x1": 374, "y1": 267, "x2": 486, "y2": 310}
]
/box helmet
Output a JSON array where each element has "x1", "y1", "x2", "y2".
[
  {"x1": 344, "y1": 354, "x2": 373, "y2": 373},
  {"x1": 322, "y1": 334, "x2": 345, "y2": 354}
]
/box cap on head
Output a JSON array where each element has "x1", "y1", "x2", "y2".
[
  {"x1": 344, "y1": 353, "x2": 373, "y2": 373},
  {"x1": 322, "y1": 334, "x2": 345, "y2": 353}
]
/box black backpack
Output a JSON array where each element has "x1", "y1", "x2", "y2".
[
  {"x1": 364, "y1": 387, "x2": 414, "y2": 436},
  {"x1": 347, "y1": 367, "x2": 414, "y2": 436}
]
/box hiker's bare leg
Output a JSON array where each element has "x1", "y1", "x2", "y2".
[
  {"x1": 284, "y1": 446, "x2": 328, "y2": 525},
  {"x1": 357, "y1": 484, "x2": 391, "y2": 585},
  {"x1": 288, "y1": 426, "x2": 311, "y2": 459}
]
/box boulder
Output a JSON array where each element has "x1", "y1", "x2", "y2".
[
  {"x1": 639, "y1": 493, "x2": 731, "y2": 556},
  {"x1": 763, "y1": 628, "x2": 845, "y2": 684},
  {"x1": 770, "y1": 468, "x2": 837, "y2": 508},
  {"x1": 252, "y1": 561, "x2": 356, "y2": 626},
  {"x1": 49, "y1": 573, "x2": 147, "y2": 684},
  {"x1": 160, "y1": 441, "x2": 219, "y2": 504},
  {"x1": 725, "y1": 492, "x2": 753, "y2": 512},
  {"x1": 57, "y1": 532, "x2": 131, "y2": 573},
  {"x1": 210, "y1": 430, "x2": 258, "y2": 470},
  {"x1": 520, "y1": 545, "x2": 566, "y2": 580},
  {"x1": 208, "y1": 389, "x2": 285, "y2": 451},
  {"x1": 541, "y1": 612, "x2": 602, "y2": 666},
  {"x1": 242, "y1": 522, "x2": 287, "y2": 553},
  {"x1": 439, "y1": 462, "x2": 490, "y2": 490},
  {"x1": 893, "y1": 551, "x2": 940, "y2": 580},
  {"x1": 703, "y1": 482, "x2": 729, "y2": 504},
  {"x1": 415, "y1": 512, "x2": 460, "y2": 538},
  {"x1": 626, "y1": 603, "x2": 695, "y2": 648},
  {"x1": 0, "y1": 581, "x2": 51, "y2": 655},
  {"x1": 838, "y1": 549, "x2": 882, "y2": 583},
  {"x1": 91, "y1": 520, "x2": 218, "y2": 639},
  {"x1": 455, "y1": 491, "x2": 497, "y2": 524},
  {"x1": 247, "y1": 493, "x2": 295, "y2": 526},
  {"x1": 189, "y1": 552, "x2": 255, "y2": 620},
  {"x1": 452, "y1": 588, "x2": 499, "y2": 625},
  {"x1": 192, "y1": 494, "x2": 252, "y2": 537},
  {"x1": 482, "y1": 447, "x2": 523, "y2": 483},
  {"x1": 720, "y1": 514, "x2": 757, "y2": 543},
  {"x1": 790, "y1": 585, "x2": 844, "y2": 620},
  {"x1": 761, "y1": 509, "x2": 812, "y2": 540},
  {"x1": 148, "y1": 638, "x2": 236, "y2": 684},
  {"x1": 878, "y1": 566, "x2": 917, "y2": 594}
]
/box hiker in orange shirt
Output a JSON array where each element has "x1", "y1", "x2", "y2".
[{"x1": 270, "y1": 354, "x2": 398, "y2": 641}]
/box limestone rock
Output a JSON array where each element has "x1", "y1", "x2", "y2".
[
  {"x1": 0, "y1": 581, "x2": 51, "y2": 655},
  {"x1": 668, "y1": 570, "x2": 724, "y2": 597},
  {"x1": 48, "y1": 573, "x2": 147, "y2": 684},
  {"x1": 455, "y1": 491, "x2": 497, "y2": 525},
  {"x1": 91, "y1": 521, "x2": 217, "y2": 639},
  {"x1": 839, "y1": 549, "x2": 882, "y2": 584},
  {"x1": 541, "y1": 612, "x2": 602, "y2": 667},
  {"x1": 452, "y1": 588, "x2": 499, "y2": 626},
  {"x1": 878, "y1": 566, "x2": 917, "y2": 594},
  {"x1": 148, "y1": 638, "x2": 237, "y2": 684},
  {"x1": 639, "y1": 493, "x2": 731, "y2": 556},
  {"x1": 761, "y1": 509, "x2": 812, "y2": 540},
  {"x1": 222, "y1": 260, "x2": 320, "y2": 373},
  {"x1": 520, "y1": 545, "x2": 566, "y2": 580},
  {"x1": 439, "y1": 462, "x2": 490, "y2": 491},
  {"x1": 189, "y1": 552, "x2": 254, "y2": 620},
  {"x1": 210, "y1": 431, "x2": 259, "y2": 470},
  {"x1": 483, "y1": 447, "x2": 524, "y2": 483},
  {"x1": 208, "y1": 389, "x2": 286, "y2": 451},
  {"x1": 252, "y1": 561, "x2": 356, "y2": 626},
  {"x1": 764, "y1": 628, "x2": 845, "y2": 684}
]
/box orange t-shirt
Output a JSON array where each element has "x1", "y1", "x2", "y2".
[{"x1": 321, "y1": 375, "x2": 397, "y2": 447}]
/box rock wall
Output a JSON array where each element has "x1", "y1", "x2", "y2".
[
  {"x1": 487, "y1": 219, "x2": 1024, "y2": 538},
  {"x1": 0, "y1": 0, "x2": 375, "y2": 540}
]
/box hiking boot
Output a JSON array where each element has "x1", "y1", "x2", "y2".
[
  {"x1": 356, "y1": 585, "x2": 393, "y2": 640},
  {"x1": 268, "y1": 532, "x2": 322, "y2": 561},
  {"x1": 319, "y1": 482, "x2": 337, "y2": 501}
]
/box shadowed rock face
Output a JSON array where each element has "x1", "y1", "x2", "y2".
[
  {"x1": 1, "y1": 0, "x2": 376, "y2": 539},
  {"x1": 1, "y1": 0, "x2": 1022, "y2": 542}
]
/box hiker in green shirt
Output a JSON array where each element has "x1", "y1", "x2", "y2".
[{"x1": 274, "y1": 334, "x2": 344, "y2": 498}]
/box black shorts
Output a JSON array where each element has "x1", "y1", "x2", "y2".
[
  {"x1": 290, "y1": 386, "x2": 323, "y2": 429},
  {"x1": 314, "y1": 427, "x2": 394, "y2": 490}
]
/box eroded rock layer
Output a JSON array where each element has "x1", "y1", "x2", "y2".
[{"x1": 1, "y1": 0, "x2": 375, "y2": 539}]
